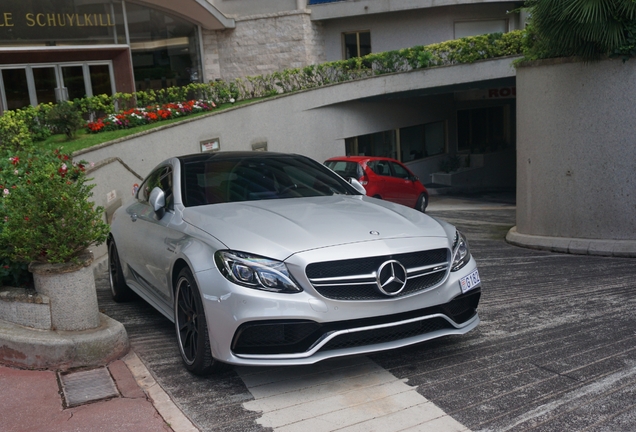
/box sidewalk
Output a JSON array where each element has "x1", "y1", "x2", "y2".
[{"x1": 0, "y1": 351, "x2": 193, "y2": 432}]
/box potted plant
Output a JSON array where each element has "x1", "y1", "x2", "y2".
[{"x1": 0, "y1": 145, "x2": 109, "y2": 331}]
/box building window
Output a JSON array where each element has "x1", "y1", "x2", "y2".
[
  {"x1": 126, "y1": 3, "x2": 202, "y2": 91},
  {"x1": 454, "y1": 20, "x2": 508, "y2": 39},
  {"x1": 457, "y1": 105, "x2": 511, "y2": 153},
  {"x1": 399, "y1": 122, "x2": 446, "y2": 161},
  {"x1": 343, "y1": 31, "x2": 371, "y2": 59},
  {"x1": 344, "y1": 121, "x2": 446, "y2": 162}
]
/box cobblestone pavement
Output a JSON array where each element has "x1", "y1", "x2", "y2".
[{"x1": 97, "y1": 194, "x2": 636, "y2": 431}]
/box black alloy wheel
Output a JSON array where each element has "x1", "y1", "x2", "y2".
[
  {"x1": 108, "y1": 240, "x2": 132, "y2": 302},
  {"x1": 174, "y1": 267, "x2": 224, "y2": 375}
]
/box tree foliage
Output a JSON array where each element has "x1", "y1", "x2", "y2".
[{"x1": 524, "y1": 0, "x2": 636, "y2": 60}]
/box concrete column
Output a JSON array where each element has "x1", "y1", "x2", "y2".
[{"x1": 509, "y1": 57, "x2": 636, "y2": 257}]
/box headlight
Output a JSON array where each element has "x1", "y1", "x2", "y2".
[
  {"x1": 451, "y1": 231, "x2": 471, "y2": 271},
  {"x1": 214, "y1": 250, "x2": 302, "y2": 293}
]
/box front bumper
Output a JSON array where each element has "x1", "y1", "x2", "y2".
[{"x1": 196, "y1": 255, "x2": 482, "y2": 366}]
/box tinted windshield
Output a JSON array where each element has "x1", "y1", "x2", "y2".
[{"x1": 182, "y1": 155, "x2": 358, "y2": 207}]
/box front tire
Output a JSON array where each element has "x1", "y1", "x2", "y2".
[
  {"x1": 174, "y1": 267, "x2": 225, "y2": 375},
  {"x1": 108, "y1": 240, "x2": 132, "y2": 302},
  {"x1": 416, "y1": 193, "x2": 429, "y2": 213}
]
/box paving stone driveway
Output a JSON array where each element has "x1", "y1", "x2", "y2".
[{"x1": 98, "y1": 195, "x2": 636, "y2": 431}]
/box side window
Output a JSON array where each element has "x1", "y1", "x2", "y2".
[
  {"x1": 137, "y1": 167, "x2": 173, "y2": 210},
  {"x1": 368, "y1": 160, "x2": 390, "y2": 176},
  {"x1": 389, "y1": 162, "x2": 410, "y2": 179}
]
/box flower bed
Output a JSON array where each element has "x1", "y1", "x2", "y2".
[{"x1": 86, "y1": 99, "x2": 216, "y2": 134}]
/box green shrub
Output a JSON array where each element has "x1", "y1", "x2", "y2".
[
  {"x1": 0, "y1": 146, "x2": 109, "y2": 264},
  {"x1": 46, "y1": 101, "x2": 84, "y2": 139},
  {"x1": 0, "y1": 110, "x2": 32, "y2": 151}
]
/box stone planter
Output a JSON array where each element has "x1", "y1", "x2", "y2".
[{"x1": 28, "y1": 251, "x2": 100, "y2": 331}]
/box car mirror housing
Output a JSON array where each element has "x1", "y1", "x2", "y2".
[
  {"x1": 149, "y1": 186, "x2": 166, "y2": 218},
  {"x1": 348, "y1": 178, "x2": 367, "y2": 195}
]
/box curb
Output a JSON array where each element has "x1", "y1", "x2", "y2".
[
  {"x1": 506, "y1": 227, "x2": 636, "y2": 258},
  {"x1": 0, "y1": 313, "x2": 129, "y2": 370},
  {"x1": 123, "y1": 351, "x2": 199, "y2": 432}
]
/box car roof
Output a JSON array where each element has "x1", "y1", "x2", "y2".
[
  {"x1": 326, "y1": 156, "x2": 402, "y2": 164},
  {"x1": 178, "y1": 151, "x2": 305, "y2": 164}
]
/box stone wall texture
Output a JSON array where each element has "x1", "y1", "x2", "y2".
[{"x1": 203, "y1": 11, "x2": 325, "y2": 82}]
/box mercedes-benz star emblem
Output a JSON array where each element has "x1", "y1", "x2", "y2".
[{"x1": 376, "y1": 260, "x2": 408, "y2": 296}]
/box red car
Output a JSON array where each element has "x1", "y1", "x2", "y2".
[{"x1": 325, "y1": 156, "x2": 429, "y2": 212}]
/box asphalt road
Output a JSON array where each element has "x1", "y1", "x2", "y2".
[{"x1": 97, "y1": 194, "x2": 636, "y2": 431}]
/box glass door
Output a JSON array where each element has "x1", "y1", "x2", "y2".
[
  {"x1": 1, "y1": 61, "x2": 115, "y2": 112},
  {"x1": 1, "y1": 68, "x2": 30, "y2": 111},
  {"x1": 61, "y1": 65, "x2": 87, "y2": 101},
  {"x1": 32, "y1": 67, "x2": 59, "y2": 105},
  {"x1": 89, "y1": 64, "x2": 114, "y2": 96}
]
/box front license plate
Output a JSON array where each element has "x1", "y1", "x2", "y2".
[{"x1": 459, "y1": 269, "x2": 481, "y2": 293}]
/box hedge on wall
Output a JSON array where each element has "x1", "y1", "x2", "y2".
[{"x1": 0, "y1": 30, "x2": 524, "y2": 143}]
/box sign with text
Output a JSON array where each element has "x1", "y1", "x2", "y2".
[
  {"x1": 0, "y1": 0, "x2": 118, "y2": 43},
  {"x1": 455, "y1": 87, "x2": 516, "y2": 101}
]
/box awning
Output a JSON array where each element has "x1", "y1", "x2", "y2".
[{"x1": 130, "y1": 0, "x2": 235, "y2": 30}]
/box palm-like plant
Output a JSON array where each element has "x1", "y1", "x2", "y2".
[{"x1": 524, "y1": 0, "x2": 636, "y2": 60}]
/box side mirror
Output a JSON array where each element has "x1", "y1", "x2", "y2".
[
  {"x1": 149, "y1": 186, "x2": 166, "y2": 219},
  {"x1": 348, "y1": 178, "x2": 367, "y2": 195}
]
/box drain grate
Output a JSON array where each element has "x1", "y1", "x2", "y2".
[{"x1": 59, "y1": 367, "x2": 120, "y2": 407}]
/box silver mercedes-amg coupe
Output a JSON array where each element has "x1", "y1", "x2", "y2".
[{"x1": 108, "y1": 152, "x2": 481, "y2": 375}]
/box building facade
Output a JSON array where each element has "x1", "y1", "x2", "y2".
[{"x1": 0, "y1": 0, "x2": 524, "y2": 189}]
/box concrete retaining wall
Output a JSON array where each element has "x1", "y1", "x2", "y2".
[{"x1": 510, "y1": 57, "x2": 636, "y2": 256}]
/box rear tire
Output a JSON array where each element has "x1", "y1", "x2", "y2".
[
  {"x1": 174, "y1": 267, "x2": 226, "y2": 375},
  {"x1": 416, "y1": 193, "x2": 428, "y2": 213},
  {"x1": 108, "y1": 240, "x2": 132, "y2": 302}
]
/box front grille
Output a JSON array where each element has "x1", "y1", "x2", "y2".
[
  {"x1": 231, "y1": 289, "x2": 480, "y2": 356},
  {"x1": 320, "y1": 317, "x2": 452, "y2": 351},
  {"x1": 306, "y1": 249, "x2": 449, "y2": 300}
]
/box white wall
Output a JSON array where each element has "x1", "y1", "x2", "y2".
[{"x1": 321, "y1": 3, "x2": 520, "y2": 61}]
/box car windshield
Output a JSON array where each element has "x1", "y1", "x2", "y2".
[{"x1": 182, "y1": 155, "x2": 357, "y2": 206}]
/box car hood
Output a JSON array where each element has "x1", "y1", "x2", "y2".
[{"x1": 182, "y1": 195, "x2": 448, "y2": 260}]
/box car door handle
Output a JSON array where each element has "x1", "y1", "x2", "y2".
[{"x1": 130, "y1": 213, "x2": 138, "y2": 222}]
